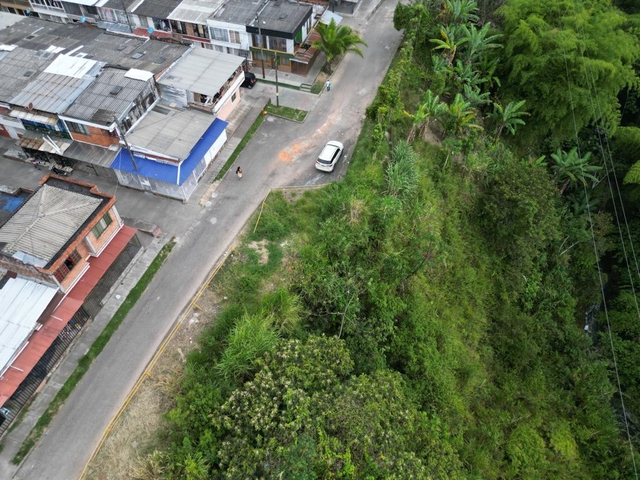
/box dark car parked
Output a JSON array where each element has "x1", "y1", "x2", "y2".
[{"x1": 241, "y1": 71, "x2": 257, "y2": 89}]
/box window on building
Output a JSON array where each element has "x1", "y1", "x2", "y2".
[
  {"x1": 194, "y1": 23, "x2": 209, "y2": 39},
  {"x1": 31, "y1": 0, "x2": 63, "y2": 9},
  {"x1": 231, "y1": 92, "x2": 237, "y2": 102},
  {"x1": 229, "y1": 30, "x2": 241, "y2": 44},
  {"x1": 84, "y1": 5, "x2": 97, "y2": 14},
  {"x1": 66, "y1": 121, "x2": 90, "y2": 135},
  {"x1": 54, "y1": 249, "x2": 82, "y2": 282},
  {"x1": 269, "y1": 36, "x2": 287, "y2": 52},
  {"x1": 170, "y1": 20, "x2": 186, "y2": 34},
  {"x1": 92, "y1": 212, "x2": 113, "y2": 238},
  {"x1": 214, "y1": 45, "x2": 224, "y2": 53},
  {"x1": 211, "y1": 28, "x2": 229, "y2": 42},
  {"x1": 280, "y1": 56, "x2": 291, "y2": 66}
]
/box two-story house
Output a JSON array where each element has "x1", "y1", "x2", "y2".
[{"x1": 0, "y1": 175, "x2": 137, "y2": 425}]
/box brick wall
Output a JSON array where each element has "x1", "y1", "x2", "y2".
[
  {"x1": 70, "y1": 126, "x2": 119, "y2": 147},
  {"x1": 0, "y1": 255, "x2": 55, "y2": 286},
  {"x1": 86, "y1": 206, "x2": 121, "y2": 253},
  {"x1": 58, "y1": 240, "x2": 92, "y2": 291}
]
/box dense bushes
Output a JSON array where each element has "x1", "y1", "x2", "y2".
[{"x1": 153, "y1": 0, "x2": 640, "y2": 477}]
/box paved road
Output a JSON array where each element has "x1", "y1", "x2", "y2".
[{"x1": 12, "y1": 2, "x2": 401, "y2": 478}]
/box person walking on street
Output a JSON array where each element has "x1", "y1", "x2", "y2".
[
  {"x1": 236, "y1": 166, "x2": 243, "y2": 179},
  {"x1": 326, "y1": 80, "x2": 331, "y2": 92}
]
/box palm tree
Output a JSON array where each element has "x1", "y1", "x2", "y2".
[
  {"x1": 490, "y1": 100, "x2": 528, "y2": 140},
  {"x1": 550, "y1": 147, "x2": 602, "y2": 195},
  {"x1": 312, "y1": 19, "x2": 367, "y2": 73}
]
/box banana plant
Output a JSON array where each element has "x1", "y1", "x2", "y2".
[{"x1": 489, "y1": 100, "x2": 528, "y2": 140}]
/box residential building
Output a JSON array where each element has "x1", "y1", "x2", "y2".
[
  {"x1": 0, "y1": 175, "x2": 137, "y2": 420},
  {"x1": 0, "y1": 15, "x2": 241, "y2": 201}
]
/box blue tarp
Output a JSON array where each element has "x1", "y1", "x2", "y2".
[{"x1": 110, "y1": 117, "x2": 228, "y2": 186}]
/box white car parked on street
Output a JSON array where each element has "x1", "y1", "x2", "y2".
[{"x1": 315, "y1": 141, "x2": 344, "y2": 172}]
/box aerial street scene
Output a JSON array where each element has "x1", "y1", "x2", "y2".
[{"x1": 0, "y1": 0, "x2": 638, "y2": 478}]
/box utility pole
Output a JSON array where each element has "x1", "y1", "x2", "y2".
[
  {"x1": 119, "y1": 0, "x2": 134, "y2": 33},
  {"x1": 274, "y1": 51, "x2": 279, "y2": 106},
  {"x1": 113, "y1": 116, "x2": 138, "y2": 171},
  {"x1": 254, "y1": 0, "x2": 269, "y2": 79}
]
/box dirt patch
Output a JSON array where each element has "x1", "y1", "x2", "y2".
[
  {"x1": 83, "y1": 288, "x2": 222, "y2": 480},
  {"x1": 247, "y1": 239, "x2": 269, "y2": 264}
]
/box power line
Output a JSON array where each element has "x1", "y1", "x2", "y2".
[{"x1": 559, "y1": 6, "x2": 639, "y2": 476}]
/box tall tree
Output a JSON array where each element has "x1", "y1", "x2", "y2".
[
  {"x1": 497, "y1": 0, "x2": 639, "y2": 142},
  {"x1": 312, "y1": 19, "x2": 367, "y2": 73}
]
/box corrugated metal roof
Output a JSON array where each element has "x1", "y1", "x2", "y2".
[
  {"x1": 64, "y1": 67, "x2": 151, "y2": 125},
  {"x1": 0, "y1": 17, "x2": 189, "y2": 75},
  {"x1": 158, "y1": 48, "x2": 243, "y2": 97},
  {"x1": 9, "y1": 109, "x2": 58, "y2": 125},
  {"x1": 213, "y1": 0, "x2": 262, "y2": 25},
  {"x1": 0, "y1": 277, "x2": 57, "y2": 375},
  {"x1": 0, "y1": 47, "x2": 55, "y2": 103},
  {"x1": 0, "y1": 185, "x2": 102, "y2": 265},
  {"x1": 43, "y1": 54, "x2": 99, "y2": 78},
  {"x1": 133, "y1": 0, "x2": 182, "y2": 19},
  {"x1": 126, "y1": 104, "x2": 215, "y2": 160},
  {"x1": 9, "y1": 56, "x2": 104, "y2": 114},
  {"x1": 112, "y1": 117, "x2": 227, "y2": 184},
  {"x1": 0, "y1": 225, "x2": 137, "y2": 407},
  {"x1": 18, "y1": 134, "x2": 72, "y2": 154},
  {"x1": 167, "y1": 0, "x2": 224, "y2": 24},
  {"x1": 63, "y1": 141, "x2": 118, "y2": 167}
]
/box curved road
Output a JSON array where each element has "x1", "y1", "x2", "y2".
[{"x1": 13, "y1": 1, "x2": 401, "y2": 478}]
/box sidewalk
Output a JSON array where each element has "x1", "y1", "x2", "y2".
[{"x1": 0, "y1": 233, "x2": 168, "y2": 479}]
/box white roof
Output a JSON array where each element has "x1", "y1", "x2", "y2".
[
  {"x1": 124, "y1": 68, "x2": 154, "y2": 81},
  {"x1": 320, "y1": 10, "x2": 342, "y2": 25},
  {"x1": 158, "y1": 48, "x2": 243, "y2": 97},
  {"x1": 0, "y1": 277, "x2": 57, "y2": 374},
  {"x1": 168, "y1": 0, "x2": 224, "y2": 24},
  {"x1": 0, "y1": 184, "x2": 102, "y2": 265},
  {"x1": 44, "y1": 54, "x2": 98, "y2": 78}
]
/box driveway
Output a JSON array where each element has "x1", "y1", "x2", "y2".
[{"x1": 10, "y1": 1, "x2": 402, "y2": 478}]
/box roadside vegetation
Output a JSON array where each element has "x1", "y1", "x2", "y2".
[
  {"x1": 129, "y1": 0, "x2": 640, "y2": 478},
  {"x1": 264, "y1": 102, "x2": 308, "y2": 122},
  {"x1": 12, "y1": 239, "x2": 176, "y2": 466}
]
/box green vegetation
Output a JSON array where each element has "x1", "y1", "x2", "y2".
[
  {"x1": 312, "y1": 19, "x2": 367, "y2": 73},
  {"x1": 141, "y1": 0, "x2": 640, "y2": 478},
  {"x1": 12, "y1": 240, "x2": 176, "y2": 466},
  {"x1": 264, "y1": 103, "x2": 308, "y2": 122},
  {"x1": 214, "y1": 108, "x2": 267, "y2": 181},
  {"x1": 310, "y1": 81, "x2": 325, "y2": 94}
]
